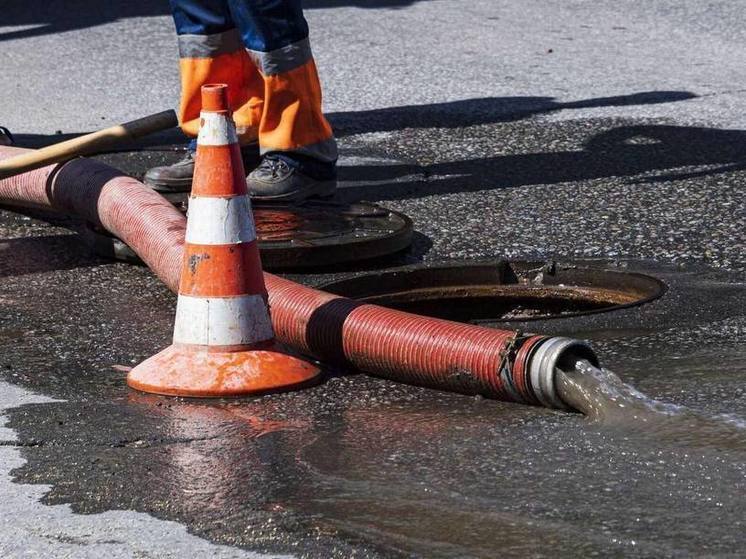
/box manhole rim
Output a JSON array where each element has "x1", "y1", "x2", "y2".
[{"x1": 317, "y1": 259, "x2": 668, "y2": 322}]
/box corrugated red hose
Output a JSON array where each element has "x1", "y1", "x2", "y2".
[{"x1": 0, "y1": 147, "x2": 594, "y2": 408}]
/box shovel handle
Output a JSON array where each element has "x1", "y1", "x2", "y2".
[{"x1": 0, "y1": 109, "x2": 178, "y2": 180}]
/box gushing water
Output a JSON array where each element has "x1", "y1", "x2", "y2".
[{"x1": 556, "y1": 360, "x2": 746, "y2": 452}]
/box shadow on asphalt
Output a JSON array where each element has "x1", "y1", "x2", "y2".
[
  {"x1": 10, "y1": 91, "x2": 696, "y2": 148},
  {"x1": 327, "y1": 91, "x2": 698, "y2": 136},
  {"x1": 8, "y1": 91, "x2": 744, "y2": 205},
  {"x1": 0, "y1": 0, "x2": 431, "y2": 42},
  {"x1": 336, "y1": 123, "x2": 746, "y2": 201},
  {"x1": 0, "y1": 1, "x2": 170, "y2": 42}
]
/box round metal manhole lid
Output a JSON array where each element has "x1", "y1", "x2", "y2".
[
  {"x1": 83, "y1": 200, "x2": 413, "y2": 270},
  {"x1": 253, "y1": 200, "x2": 413, "y2": 268},
  {"x1": 318, "y1": 260, "x2": 666, "y2": 323},
  {"x1": 85, "y1": 148, "x2": 415, "y2": 269}
]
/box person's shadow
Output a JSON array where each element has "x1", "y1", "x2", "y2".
[
  {"x1": 327, "y1": 91, "x2": 699, "y2": 137},
  {"x1": 0, "y1": 1, "x2": 171, "y2": 42},
  {"x1": 335, "y1": 123, "x2": 746, "y2": 202},
  {"x1": 9, "y1": 90, "x2": 744, "y2": 205},
  {"x1": 12, "y1": 90, "x2": 697, "y2": 148}
]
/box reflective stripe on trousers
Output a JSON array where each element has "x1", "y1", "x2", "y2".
[{"x1": 169, "y1": 0, "x2": 337, "y2": 163}]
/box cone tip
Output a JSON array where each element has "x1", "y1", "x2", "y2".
[{"x1": 201, "y1": 84, "x2": 229, "y2": 112}]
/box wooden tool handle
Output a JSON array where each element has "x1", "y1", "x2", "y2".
[{"x1": 0, "y1": 109, "x2": 178, "y2": 180}]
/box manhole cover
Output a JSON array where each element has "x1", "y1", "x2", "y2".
[
  {"x1": 83, "y1": 200, "x2": 412, "y2": 270},
  {"x1": 318, "y1": 260, "x2": 666, "y2": 323}
]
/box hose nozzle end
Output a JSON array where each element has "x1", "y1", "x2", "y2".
[{"x1": 528, "y1": 337, "x2": 599, "y2": 410}]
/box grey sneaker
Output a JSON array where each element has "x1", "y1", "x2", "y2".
[
  {"x1": 144, "y1": 143, "x2": 260, "y2": 192},
  {"x1": 0, "y1": 127, "x2": 14, "y2": 146},
  {"x1": 247, "y1": 156, "x2": 337, "y2": 203}
]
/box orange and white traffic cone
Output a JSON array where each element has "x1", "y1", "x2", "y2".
[{"x1": 127, "y1": 84, "x2": 320, "y2": 397}]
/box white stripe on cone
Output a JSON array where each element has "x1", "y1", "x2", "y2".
[
  {"x1": 185, "y1": 195, "x2": 257, "y2": 245},
  {"x1": 173, "y1": 294, "x2": 274, "y2": 346},
  {"x1": 197, "y1": 111, "x2": 238, "y2": 146}
]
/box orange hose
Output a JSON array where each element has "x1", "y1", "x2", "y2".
[{"x1": 0, "y1": 146, "x2": 584, "y2": 407}]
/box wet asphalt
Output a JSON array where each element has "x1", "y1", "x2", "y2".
[
  {"x1": 2, "y1": 1, "x2": 746, "y2": 557},
  {"x1": 2, "y1": 112, "x2": 746, "y2": 557}
]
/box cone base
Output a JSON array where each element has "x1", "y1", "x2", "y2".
[{"x1": 127, "y1": 344, "x2": 320, "y2": 398}]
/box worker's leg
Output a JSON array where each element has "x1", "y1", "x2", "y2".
[
  {"x1": 171, "y1": 0, "x2": 261, "y2": 140},
  {"x1": 145, "y1": 0, "x2": 262, "y2": 191},
  {"x1": 228, "y1": 0, "x2": 338, "y2": 201}
]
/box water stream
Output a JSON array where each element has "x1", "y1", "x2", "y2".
[{"x1": 556, "y1": 359, "x2": 746, "y2": 453}]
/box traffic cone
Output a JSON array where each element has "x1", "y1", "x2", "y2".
[{"x1": 127, "y1": 83, "x2": 320, "y2": 397}]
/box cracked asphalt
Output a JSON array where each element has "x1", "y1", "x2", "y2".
[{"x1": 1, "y1": 1, "x2": 745, "y2": 557}]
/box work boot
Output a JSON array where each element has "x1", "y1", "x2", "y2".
[
  {"x1": 144, "y1": 143, "x2": 260, "y2": 192},
  {"x1": 247, "y1": 155, "x2": 337, "y2": 203},
  {"x1": 0, "y1": 126, "x2": 14, "y2": 146}
]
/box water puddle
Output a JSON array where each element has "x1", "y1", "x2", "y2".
[
  {"x1": 1, "y1": 224, "x2": 745, "y2": 556},
  {"x1": 0, "y1": 381, "x2": 280, "y2": 558},
  {"x1": 557, "y1": 360, "x2": 746, "y2": 453}
]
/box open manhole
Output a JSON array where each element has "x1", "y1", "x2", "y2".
[
  {"x1": 83, "y1": 200, "x2": 412, "y2": 270},
  {"x1": 319, "y1": 260, "x2": 666, "y2": 323}
]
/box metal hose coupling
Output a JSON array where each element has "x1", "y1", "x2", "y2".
[{"x1": 523, "y1": 336, "x2": 599, "y2": 410}]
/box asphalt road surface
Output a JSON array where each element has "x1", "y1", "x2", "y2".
[{"x1": 1, "y1": 1, "x2": 745, "y2": 557}]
